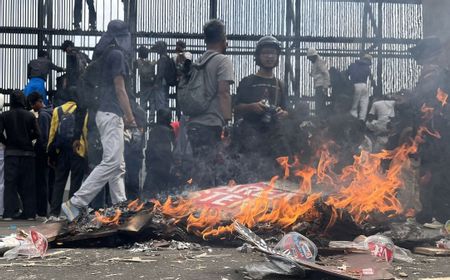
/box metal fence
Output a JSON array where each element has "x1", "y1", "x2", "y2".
[{"x1": 0, "y1": 0, "x2": 423, "y2": 114}]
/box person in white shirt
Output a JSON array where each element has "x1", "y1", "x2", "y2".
[
  {"x1": 366, "y1": 95, "x2": 396, "y2": 152},
  {"x1": 306, "y1": 48, "x2": 330, "y2": 117}
]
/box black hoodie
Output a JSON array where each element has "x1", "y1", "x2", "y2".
[{"x1": 0, "y1": 93, "x2": 40, "y2": 156}]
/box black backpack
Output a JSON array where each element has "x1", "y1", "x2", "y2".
[
  {"x1": 75, "y1": 51, "x2": 90, "y2": 76},
  {"x1": 137, "y1": 59, "x2": 156, "y2": 85},
  {"x1": 54, "y1": 104, "x2": 76, "y2": 149},
  {"x1": 77, "y1": 47, "x2": 116, "y2": 111},
  {"x1": 163, "y1": 55, "x2": 178, "y2": 87}
]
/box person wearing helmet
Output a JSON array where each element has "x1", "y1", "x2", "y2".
[
  {"x1": 306, "y1": 47, "x2": 330, "y2": 118},
  {"x1": 234, "y1": 35, "x2": 289, "y2": 182},
  {"x1": 346, "y1": 53, "x2": 373, "y2": 121}
]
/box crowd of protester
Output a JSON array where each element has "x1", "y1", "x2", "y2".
[{"x1": 0, "y1": 19, "x2": 448, "y2": 224}]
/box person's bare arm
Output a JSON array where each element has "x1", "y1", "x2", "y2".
[
  {"x1": 218, "y1": 80, "x2": 232, "y2": 122},
  {"x1": 114, "y1": 75, "x2": 136, "y2": 127}
]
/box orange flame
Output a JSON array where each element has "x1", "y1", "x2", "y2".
[
  {"x1": 295, "y1": 166, "x2": 316, "y2": 194},
  {"x1": 154, "y1": 122, "x2": 441, "y2": 239},
  {"x1": 436, "y1": 88, "x2": 448, "y2": 107},
  {"x1": 127, "y1": 199, "x2": 145, "y2": 212},
  {"x1": 276, "y1": 157, "x2": 291, "y2": 178},
  {"x1": 95, "y1": 209, "x2": 122, "y2": 225}
]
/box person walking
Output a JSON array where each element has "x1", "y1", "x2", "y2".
[{"x1": 61, "y1": 20, "x2": 136, "y2": 221}]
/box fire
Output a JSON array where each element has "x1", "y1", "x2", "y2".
[
  {"x1": 436, "y1": 88, "x2": 448, "y2": 107},
  {"x1": 295, "y1": 166, "x2": 316, "y2": 194},
  {"x1": 153, "y1": 112, "x2": 441, "y2": 239},
  {"x1": 95, "y1": 209, "x2": 122, "y2": 225},
  {"x1": 276, "y1": 156, "x2": 290, "y2": 178},
  {"x1": 316, "y1": 145, "x2": 339, "y2": 189},
  {"x1": 127, "y1": 199, "x2": 145, "y2": 212}
]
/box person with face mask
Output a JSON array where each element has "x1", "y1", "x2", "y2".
[
  {"x1": 233, "y1": 36, "x2": 289, "y2": 182},
  {"x1": 61, "y1": 20, "x2": 136, "y2": 221}
]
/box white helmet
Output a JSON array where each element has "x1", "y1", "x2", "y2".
[{"x1": 306, "y1": 47, "x2": 318, "y2": 57}]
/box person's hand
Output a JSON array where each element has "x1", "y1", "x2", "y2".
[
  {"x1": 124, "y1": 116, "x2": 137, "y2": 128},
  {"x1": 72, "y1": 140, "x2": 81, "y2": 153},
  {"x1": 276, "y1": 107, "x2": 288, "y2": 119},
  {"x1": 250, "y1": 101, "x2": 267, "y2": 114}
]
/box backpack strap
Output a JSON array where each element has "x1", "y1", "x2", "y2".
[
  {"x1": 274, "y1": 78, "x2": 281, "y2": 106},
  {"x1": 57, "y1": 106, "x2": 64, "y2": 123},
  {"x1": 58, "y1": 103, "x2": 76, "y2": 120},
  {"x1": 197, "y1": 52, "x2": 220, "y2": 68}
]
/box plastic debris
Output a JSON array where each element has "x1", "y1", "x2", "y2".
[
  {"x1": 274, "y1": 232, "x2": 317, "y2": 262},
  {"x1": 436, "y1": 239, "x2": 450, "y2": 249},
  {"x1": 2, "y1": 230, "x2": 48, "y2": 260},
  {"x1": 364, "y1": 235, "x2": 395, "y2": 263},
  {"x1": 394, "y1": 246, "x2": 414, "y2": 263}
]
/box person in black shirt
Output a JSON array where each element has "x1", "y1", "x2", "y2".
[
  {"x1": 143, "y1": 108, "x2": 175, "y2": 199},
  {"x1": 150, "y1": 41, "x2": 171, "y2": 115},
  {"x1": 28, "y1": 92, "x2": 53, "y2": 218},
  {"x1": 61, "y1": 40, "x2": 91, "y2": 87},
  {"x1": 234, "y1": 36, "x2": 289, "y2": 182},
  {"x1": 24, "y1": 51, "x2": 64, "y2": 104},
  {"x1": 0, "y1": 91, "x2": 40, "y2": 220},
  {"x1": 136, "y1": 46, "x2": 157, "y2": 123}
]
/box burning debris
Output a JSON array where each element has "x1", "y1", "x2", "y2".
[{"x1": 1, "y1": 88, "x2": 449, "y2": 279}]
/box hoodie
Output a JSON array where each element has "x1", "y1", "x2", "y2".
[{"x1": 0, "y1": 107, "x2": 40, "y2": 157}]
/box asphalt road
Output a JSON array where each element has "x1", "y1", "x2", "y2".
[{"x1": 1, "y1": 220, "x2": 450, "y2": 280}]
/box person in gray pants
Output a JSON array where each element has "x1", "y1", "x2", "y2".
[{"x1": 62, "y1": 20, "x2": 136, "y2": 221}]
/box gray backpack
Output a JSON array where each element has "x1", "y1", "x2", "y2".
[{"x1": 177, "y1": 53, "x2": 219, "y2": 116}]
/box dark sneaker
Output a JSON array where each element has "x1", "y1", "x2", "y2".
[
  {"x1": 89, "y1": 24, "x2": 97, "y2": 31},
  {"x1": 73, "y1": 23, "x2": 81, "y2": 31},
  {"x1": 61, "y1": 201, "x2": 81, "y2": 222}
]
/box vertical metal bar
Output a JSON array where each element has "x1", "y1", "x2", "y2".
[
  {"x1": 284, "y1": 0, "x2": 293, "y2": 99},
  {"x1": 128, "y1": 0, "x2": 138, "y2": 97},
  {"x1": 376, "y1": 0, "x2": 383, "y2": 97},
  {"x1": 209, "y1": 0, "x2": 217, "y2": 19},
  {"x1": 38, "y1": 0, "x2": 44, "y2": 52},
  {"x1": 362, "y1": 0, "x2": 369, "y2": 52},
  {"x1": 47, "y1": 0, "x2": 54, "y2": 91},
  {"x1": 123, "y1": 0, "x2": 130, "y2": 23},
  {"x1": 294, "y1": 0, "x2": 301, "y2": 101}
]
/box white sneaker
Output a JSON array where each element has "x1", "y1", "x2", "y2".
[{"x1": 61, "y1": 201, "x2": 82, "y2": 222}]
